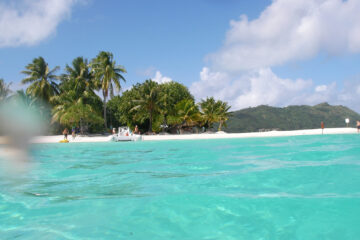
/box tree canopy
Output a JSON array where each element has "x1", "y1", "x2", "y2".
[
  {"x1": 91, "y1": 51, "x2": 126, "y2": 129},
  {"x1": 3, "y1": 52, "x2": 231, "y2": 135},
  {"x1": 21, "y1": 57, "x2": 60, "y2": 103},
  {"x1": 0, "y1": 78, "x2": 12, "y2": 102},
  {"x1": 107, "y1": 80, "x2": 230, "y2": 133}
]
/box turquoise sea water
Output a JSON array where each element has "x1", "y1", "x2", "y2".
[{"x1": 1, "y1": 134, "x2": 360, "y2": 239}]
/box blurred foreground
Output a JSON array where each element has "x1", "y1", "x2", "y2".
[{"x1": 0, "y1": 98, "x2": 46, "y2": 174}]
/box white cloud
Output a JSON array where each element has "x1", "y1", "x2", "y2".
[
  {"x1": 315, "y1": 85, "x2": 328, "y2": 92},
  {"x1": 0, "y1": 0, "x2": 77, "y2": 47},
  {"x1": 210, "y1": 0, "x2": 360, "y2": 72},
  {"x1": 191, "y1": 67, "x2": 245, "y2": 103},
  {"x1": 302, "y1": 82, "x2": 337, "y2": 106},
  {"x1": 152, "y1": 71, "x2": 172, "y2": 84},
  {"x1": 191, "y1": 67, "x2": 315, "y2": 110},
  {"x1": 191, "y1": 66, "x2": 360, "y2": 111},
  {"x1": 337, "y1": 80, "x2": 360, "y2": 109},
  {"x1": 191, "y1": 0, "x2": 360, "y2": 112},
  {"x1": 136, "y1": 66, "x2": 156, "y2": 77},
  {"x1": 233, "y1": 68, "x2": 313, "y2": 109}
]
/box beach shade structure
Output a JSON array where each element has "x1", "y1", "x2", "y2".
[{"x1": 345, "y1": 118, "x2": 350, "y2": 127}]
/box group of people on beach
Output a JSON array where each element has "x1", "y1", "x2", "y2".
[
  {"x1": 63, "y1": 125, "x2": 142, "y2": 140},
  {"x1": 112, "y1": 125, "x2": 140, "y2": 135},
  {"x1": 62, "y1": 121, "x2": 360, "y2": 140},
  {"x1": 321, "y1": 120, "x2": 360, "y2": 134},
  {"x1": 62, "y1": 127, "x2": 77, "y2": 140}
]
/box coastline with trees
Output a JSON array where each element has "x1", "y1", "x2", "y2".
[
  {"x1": 3, "y1": 51, "x2": 357, "y2": 139},
  {"x1": 0, "y1": 51, "x2": 231, "y2": 136}
]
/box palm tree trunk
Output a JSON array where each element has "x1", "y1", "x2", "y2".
[
  {"x1": 103, "y1": 95, "x2": 107, "y2": 129},
  {"x1": 149, "y1": 110, "x2": 153, "y2": 133},
  {"x1": 109, "y1": 109, "x2": 112, "y2": 128},
  {"x1": 80, "y1": 118, "x2": 83, "y2": 135},
  {"x1": 218, "y1": 121, "x2": 223, "y2": 131},
  {"x1": 162, "y1": 114, "x2": 167, "y2": 133}
]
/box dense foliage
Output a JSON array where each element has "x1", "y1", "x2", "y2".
[
  {"x1": 107, "y1": 80, "x2": 228, "y2": 133},
  {"x1": 21, "y1": 57, "x2": 60, "y2": 103},
  {"x1": 200, "y1": 97, "x2": 231, "y2": 131},
  {"x1": 90, "y1": 51, "x2": 126, "y2": 129},
  {"x1": 0, "y1": 78, "x2": 12, "y2": 101},
  {"x1": 0, "y1": 52, "x2": 231, "y2": 135},
  {"x1": 4, "y1": 55, "x2": 360, "y2": 135},
  {"x1": 221, "y1": 103, "x2": 360, "y2": 133}
]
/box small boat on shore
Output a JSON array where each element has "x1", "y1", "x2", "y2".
[{"x1": 111, "y1": 127, "x2": 142, "y2": 142}]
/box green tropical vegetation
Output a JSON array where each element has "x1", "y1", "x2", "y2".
[
  {"x1": 21, "y1": 56, "x2": 60, "y2": 103},
  {"x1": 10, "y1": 90, "x2": 49, "y2": 118},
  {"x1": 108, "y1": 79, "x2": 227, "y2": 133},
  {"x1": 51, "y1": 90, "x2": 103, "y2": 134},
  {"x1": 0, "y1": 78, "x2": 12, "y2": 101},
  {"x1": 217, "y1": 101, "x2": 231, "y2": 131},
  {"x1": 52, "y1": 57, "x2": 103, "y2": 133},
  {"x1": 90, "y1": 51, "x2": 126, "y2": 129},
  {"x1": 220, "y1": 103, "x2": 360, "y2": 133},
  {"x1": 0, "y1": 51, "x2": 231, "y2": 135},
  {"x1": 200, "y1": 97, "x2": 231, "y2": 131},
  {"x1": 159, "y1": 81, "x2": 194, "y2": 130},
  {"x1": 3, "y1": 52, "x2": 360, "y2": 135},
  {"x1": 168, "y1": 99, "x2": 201, "y2": 133},
  {"x1": 4, "y1": 52, "x2": 360, "y2": 136},
  {"x1": 131, "y1": 80, "x2": 160, "y2": 132}
]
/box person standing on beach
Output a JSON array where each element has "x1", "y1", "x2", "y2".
[
  {"x1": 134, "y1": 125, "x2": 140, "y2": 134},
  {"x1": 357, "y1": 120, "x2": 360, "y2": 133},
  {"x1": 63, "y1": 128, "x2": 69, "y2": 140},
  {"x1": 321, "y1": 121, "x2": 324, "y2": 135}
]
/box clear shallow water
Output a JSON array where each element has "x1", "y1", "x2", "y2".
[{"x1": 1, "y1": 134, "x2": 360, "y2": 239}]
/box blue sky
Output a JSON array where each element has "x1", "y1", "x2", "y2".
[
  {"x1": 1, "y1": 0, "x2": 360, "y2": 112},
  {"x1": 1, "y1": 0, "x2": 269, "y2": 86}
]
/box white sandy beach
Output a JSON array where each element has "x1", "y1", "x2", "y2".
[{"x1": 27, "y1": 128, "x2": 358, "y2": 144}]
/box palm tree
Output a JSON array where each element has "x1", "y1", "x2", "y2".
[
  {"x1": 168, "y1": 99, "x2": 201, "y2": 132},
  {"x1": 217, "y1": 101, "x2": 231, "y2": 131},
  {"x1": 199, "y1": 97, "x2": 219, "y2": 129},
  {"x1": 131, "y1": 80, "x2": 160, "y2": 133},
  {"x1": 11, "y1": 90, "x2": 40, "y2": 109},
  {"x1": 158, "y1": 89, "x2": 172, "y2": 131},
  {"x1": 21, "y1": 57, "x2": 59, "y2": 103},
  {"x1": 91, "y1": 51, "x2": 126, "y2": 129},
  {"x1": 51, "y1": 90, "x2": 102, "y2": 134},
  {"x1": 0, "y1": 78, "x2": 12, "y2": 102},
  {"x1": 199, "y1": 97, "x2": 231, "y2": 131},
  {"x1": 61, "y1": 57, "x2": 95, "y2": 95},
  {"x1": 8, "y1": 90, "x2": 51, "y2": 119}
]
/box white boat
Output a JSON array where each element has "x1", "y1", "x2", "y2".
[{"x1": 111, "y1": 126, "x2": 142, "y2": 142}]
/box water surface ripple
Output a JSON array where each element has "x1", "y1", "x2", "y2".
[{"x1": 1, "y1": 134, "x2": 360, "y2": 239}]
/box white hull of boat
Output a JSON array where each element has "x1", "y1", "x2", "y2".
[{"x1": 112, "y1": 134, "x2": 142, "y2": 142}]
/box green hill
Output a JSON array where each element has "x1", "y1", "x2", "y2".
[{"x1": 220, "y1": 103, "x2": 360, "y2": 133}]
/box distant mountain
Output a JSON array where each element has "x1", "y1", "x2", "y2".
[{"x1": 219, "y1": 103, "x2": 360, "y2": 133}]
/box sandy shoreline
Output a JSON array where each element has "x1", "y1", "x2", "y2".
[{"x1": 25, "y1": 128, "x2": 358, "y2": 144}]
